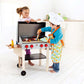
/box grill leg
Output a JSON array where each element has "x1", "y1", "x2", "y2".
[
  {"x1": 19, "y1": 56, "x2": 21, "y2": 67},
  {"x1": 46, "y1": 48, "x2": 49, "y2": 72},
  {"x1": 17, "y1": 56, "x2": 22, "y2": 68},
  {"x1": 21, "y1": 57, "x2": 22, "y2": 66},
  {"x1": 39, "y1": 49, "x2": 42, "y2": 66},
  {"x1": 22, "y1": 50, "x2": 26, "y2": 71}
]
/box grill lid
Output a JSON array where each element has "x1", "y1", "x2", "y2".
[{"x1": 17, "y1": 22, "x2": 46, "y2": 42}]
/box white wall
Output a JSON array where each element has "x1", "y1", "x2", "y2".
[
  {"x1": 30, "y1": 0, "x2": 53, "y2": 19},
  {"x1": 62, "y1": 22, "x2": 84, "y2": 49},
  {"x1": 53, "y1": 0, "x2": 84, "y2": 20}
]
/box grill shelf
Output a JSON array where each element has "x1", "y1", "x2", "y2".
[{"x1": 25, "y1": 53, "x2": 46, "y2": 60}]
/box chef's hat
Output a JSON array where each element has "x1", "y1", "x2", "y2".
[{"x1": 49, "y1": 12, "x2": 64, "y2": 25}]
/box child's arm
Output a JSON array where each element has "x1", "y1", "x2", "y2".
[
  {"x1": 37, "y1": 27, "x2": 51, "y2": 35},
  {"x1": 41, "y1": 26, "x2": 51, "y2": 32},
  {"x1": 30, "y1": 18, "x2": 41, "y2": 22},
  {"x1": 30, "y1": 19, "x2": 36, "y2": 22}
]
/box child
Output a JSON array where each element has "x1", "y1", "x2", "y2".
[
  {"x1": 37, "y1": 12, "x2": 64, "y2": 73},
  {"x1": 16, "y1": 6, "x2": 40, "y2": 66}
]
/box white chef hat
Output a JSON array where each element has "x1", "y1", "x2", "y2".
[{"x1": 49, "y1": 12, "x2": 64, "y2": 25}]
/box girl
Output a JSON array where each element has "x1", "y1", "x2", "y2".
[
  {"x1": 16, "y1": 6, "x2": 40, "y2": 66},
  {"x1": 37, "y1": 12, "x2": 64, "y2": 73},
  {"x1": 16, "y1": 6, "x2": 40, "y2": 22}
]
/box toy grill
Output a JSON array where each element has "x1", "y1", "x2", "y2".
[
  {"x1": 18, "y1": 22, "x2": 50, "y2": 49},
  {"x1": 17, "y1": 22, "x2": 50, "y2": 76}
]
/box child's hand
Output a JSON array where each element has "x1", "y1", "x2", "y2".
[
  {"x1": 25, "y1": 20, "x2": 30, "y2": 23},
  {"x1": 37, "y1": 29, "x2": 42, "y2": 35},
  {"x1": 37, "y1": 19, "x2": 41, "y2": 21}
]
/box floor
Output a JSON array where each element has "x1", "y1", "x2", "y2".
[{"x1": 0, "y1": 45, "x2": 84, "y2": 84}]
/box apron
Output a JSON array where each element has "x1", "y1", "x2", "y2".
[{"x1": 51, "y1": 40, "x2": 62, "y2": 63}]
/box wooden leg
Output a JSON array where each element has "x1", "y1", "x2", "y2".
[
  {"x1": 22, "y1": 49, "x2": 26, "y2": 71},
  {"x1": 20, "y1": 57, "x2": 22, "y2": 66},
  {"x1": 20, "y1": 49, "x2": 26, "y2": 76},
  {"x1": 46, "y1": 48, "x2": 49, "y2": 72},
  {"x1": 18, "y1": 56, "x2": 21, "y2": 67},
  {"x1": 39, "y1": 49, "x2": 42, "y2": 66},
  {"x1": 39, "y1": 59, "x2": 41, "y2": 66}
]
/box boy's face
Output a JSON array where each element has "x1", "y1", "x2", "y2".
[
  {"x1": 22, "y1": 9, "x2": 29, "y2": 18},
  {"x1": 50, "y1": 22, "x2": 57, "y2": 29}
]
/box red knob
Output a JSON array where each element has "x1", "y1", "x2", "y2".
[
  {"x1": 25, "y1": 45, "x2": 28, "y2": 48},
  {"x1": 40, "y1": 44, "x2": 43, "y2": 47},
  {"x1": 30, "y1": 45, "x2": 33, "y2": 48},
  {"x1": 45, "y1": 44, "x2": 48, "y2": 47}
]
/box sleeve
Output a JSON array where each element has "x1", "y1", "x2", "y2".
[{"x1": 41, "y1": 26, "x2": 51, "y2": 32}]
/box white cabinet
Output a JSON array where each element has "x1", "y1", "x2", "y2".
[{"x1": 62, "y1": 21, "x2": 84, "y2": 50}]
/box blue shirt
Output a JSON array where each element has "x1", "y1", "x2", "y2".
[{"x1": 41, "y1": 26, "x2": 63, "y2": 44}]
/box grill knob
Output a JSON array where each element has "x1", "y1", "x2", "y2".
[
  {"x1": 45, "y1": 44, "x2": 48, "y2": 47},
  {"x1": 30, "y1": 45, "x2": 33, "y2": 48},
  {"x1": 40, "y1": 44, "x2": 43, "y2": 47},
  {"x1": 25, "y1": 45, "x2": 28, "y2": 48}
]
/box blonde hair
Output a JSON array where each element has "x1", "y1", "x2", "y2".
[{"x1": 16, "y1": 6, "x2": 29, "y2": 17}]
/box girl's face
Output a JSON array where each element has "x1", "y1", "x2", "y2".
[
  {"x1": 50, "y1": 23, "x2": 57, "y2": 29},
  {"x1": 22, "y1": 9, "x2": 29, "y2": 18}
]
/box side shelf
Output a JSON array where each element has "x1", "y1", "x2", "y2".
[{"x1": 25, "y1": 53, "x2": 46, "y2": 60}]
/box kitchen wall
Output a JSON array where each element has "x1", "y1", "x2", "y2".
[
  {"x1": 61, "y1": 22, "x2": 84, "y2": 50},
  {"x1": 53, "y1": 0, "x2": 84, "y2": 20}
]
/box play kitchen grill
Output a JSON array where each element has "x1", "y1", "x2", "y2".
[
  {"x1": 16, "y1": 22, "x2": 50, "y2": 76},
  {"x1": 20, "y1": 36, "x2": 49, "y2": 49}
]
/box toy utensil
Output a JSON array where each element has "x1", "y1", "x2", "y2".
[{"x1": 36, "y1": 34, "x2": 39, "y2": 41}]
